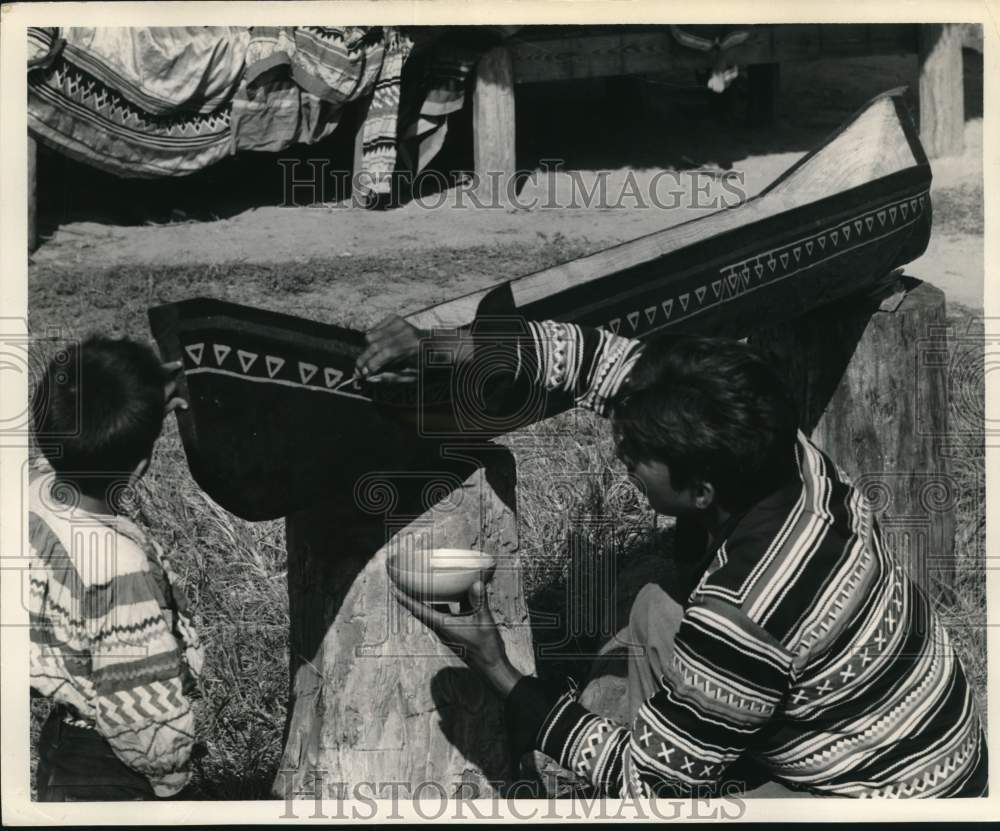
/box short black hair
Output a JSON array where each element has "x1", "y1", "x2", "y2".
[
  {"x1": 33, "y1": 336, "x2": 166, "y2": 495},
  {"x1": 611, "y1": 336, "x2": 799, "y2": 512}
]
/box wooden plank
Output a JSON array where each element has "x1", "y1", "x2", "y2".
[
  {"x1": 918, "y1": 24, "x2": 964, "y2": 158},
  {"x1": 473, "y1": 46, "x2": 516, "y2": 204}
]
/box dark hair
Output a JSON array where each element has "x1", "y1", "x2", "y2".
[
  {"x1": 33, "y1": 336, "x2": 166, "y2": 495},
  {"x1": 611, "y1": 336, "x2": 799, "y2": 512}
]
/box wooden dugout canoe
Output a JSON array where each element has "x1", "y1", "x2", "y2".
[{"x1": 149, "y1": 90, "x2": 932, "y2": 521}]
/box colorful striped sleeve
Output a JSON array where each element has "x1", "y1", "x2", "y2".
[
  {"x1": 534, "y1": 598, "x2": 795, "y2": 797},
  {"x1": 472, "y1": 318, "x2": 642, "y2": 417}
]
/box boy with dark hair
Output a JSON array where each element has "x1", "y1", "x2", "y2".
[
  {"x1": 359, "y1": 316, "x2": 987, "y2": 798},
  {"x1": 29, "y1": 336, "x2": 204, "y2": 801}
]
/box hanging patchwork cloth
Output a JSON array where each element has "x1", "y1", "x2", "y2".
[
  {"x1": 27, "y1": 26, "x2": 248, "y2": 177},
  {"x1": 233, "y1": 26, "x2": 396, "y2": 157},
  {"x1": 27, "y1": 25, "x2": 497, "y2": 204}
]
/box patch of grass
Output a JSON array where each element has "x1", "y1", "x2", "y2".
[{"x1": 26, "y1": 254, "x2": 987, "y2": 798}]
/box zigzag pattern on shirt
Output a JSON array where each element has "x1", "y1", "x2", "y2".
[
  {"x1": 671, "y1": 652, "x2": 778, "y2": 718},
  {"x1": 96, "y1": 678, "x2": 189, "y2": 727},
  {"x1": 773, "y1": 647, "x2": 947, "y2": 772},
  {"x1": 38, "y1": 593, "x2": 170, "y2": 642},
  {"x1": 91, "y1": 650, "x2": 184, "y2": 690},
  {"x1": 862, "y1": 731, "x2": 980, "y2": 798}
]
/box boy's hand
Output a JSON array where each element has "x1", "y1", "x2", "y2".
[
  {"x1": 161, "y1": 360, "x2": 189, "y2": 416},
  {"x1": 393, "y1": 581, "x2": 523, "y2": 698}
]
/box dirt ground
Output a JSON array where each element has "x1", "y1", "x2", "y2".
[{"x1": 30, "y1": 52, "x2": 984, "y2": 314}]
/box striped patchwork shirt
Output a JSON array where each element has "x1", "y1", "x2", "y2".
[
  {"x1": 500, "y1": 320, "x2": 986, "y2": 798},
  {"x1": 28, "y1": 461, "x2": 204, "y2": 797}
]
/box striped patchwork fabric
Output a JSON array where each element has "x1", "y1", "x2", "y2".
[
  {"x1": 510, "y1": 321, "x2": 986, "y2": 797},
  {"x1": 28, "y1": 463, "x2": 204, "y2": 797}
]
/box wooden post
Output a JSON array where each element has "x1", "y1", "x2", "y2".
[
  {"x1": 28, "y1": 134, "x2": 37, "y2": 253},
  {"x1": 918, "y1": 24, "x2": 964, "y2": 159},
  {"x1": 276, "y1": 443, "x2": 535, "y2": 799},
  {"x1": 473, "y1": 46, "x2": 516, "y2": 206},
  {"x1": 751, "y1": 278, "x2": 955, "y2": 595}
]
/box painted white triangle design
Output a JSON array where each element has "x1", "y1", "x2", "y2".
[
  {"x1": 901, "y1": 203, "x2": 909, "y2": 218},
  {"x1": 842, "y1": 226, "x2": 851, "y2": 241},
  {"x1": 644, "y1": 306, "x2": 657, "y2": 325},
  {"x1": 712, "y1": 280, "x2": 722, "y2": 298},
  {"x1": 324, "y1": 367, "x2": 344, "y2": 388},
  {"x1": 661, "y1": 300, "x2": 673, "y2": 319},
  {"x1": 779, "y1": 252, "x2": 789, "y2": 269},
  {"x1": 911, "y1": 199, "x2": 918, "y2": 212},
  {"x1": 609, "y1": 318, "x2": 621, "y2": 334},
  {"x1": 237, "y1": 350, "x2": 258, "y2": 373},
  {"x1": 299, "y1": 362, "x2": 318, "y2": 385},
  {"x1": 727, "y1": 272, "x2": 738, "y2": 290},
  {"x1": 695, "y1": 286, "x2": 706, "y2": 304},
  {"x1": 754, "y1": 263, "x2": 764, "y2": 279},
  {"x1": 877, "y1": 210, "x2": 887, "y2": 226},
  {"x1": 855, "y1": 219, "x2": 864, "y2": 234},
  {"x1": 919, "y1": 195, "x2": 926, "y2": 207},
  {"x1": 865, "y1": 216, "x2": 874, "y2": 231},
  {"x1": 185, "y1": 343, "x2": 204, "y2": 366},
  {"x1": 627, "y1": 311, "x2": 640, "y2": 331},
  {"x1": 889, "y1": 206, "x2": 897, "y2": 222},
  {"x1": 265, "y1": 355, "x2": 285, "y2": 378},
  {"x1": 831, "y1": 230, "x2": 839, "y2": 246},
  {"x1": 741, "y1": 266, "x2": 751, "y2": 283},
  {"x1": 805, "y1": 241, "x2": 814, "y2": 255},
  {"x1": 793, "y1": 246, "x2": 802, "y2": 261},
  {"x1": 213, "y1": 344, "x2": 231, "y2": 366},
  {"x1": 767, "y1": 257, "x2": 777, "y2": 271},
  {"x1": 817, "y1": 236, "x2": 826, "y2": 250},
  {"x1": 679, "y1": 293, "x2": 690, "y2": 312}
]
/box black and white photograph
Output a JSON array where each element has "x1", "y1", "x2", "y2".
[{"x1": 1, "y1": 1, "x2": 995, "y2": 823}]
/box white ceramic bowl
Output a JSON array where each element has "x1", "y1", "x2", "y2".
[{"x1": 387, "y1": 547, "x2": 496, "y2": 602}]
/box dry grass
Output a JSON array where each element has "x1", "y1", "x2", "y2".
[{"x1": 27, "y1": 254, "x2": 987, "y2": 798}]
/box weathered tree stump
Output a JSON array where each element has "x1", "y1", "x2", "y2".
[
  {"x1": 918, "y1": 23, "x2": 964, "y2": 159},
  {"x1": 751, "y1": 277, "x2": 955, "y2": 595},
  {"x1": 276, "y1": 443, "x2": 535, "y2": 800},
  {"x1": 473, "y1": 46, "x2": 516, "y2": 205}
]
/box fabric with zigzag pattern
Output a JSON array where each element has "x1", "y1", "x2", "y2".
[
  {"x1": 503, "y1": 320, "x2": 987, "y2": 798},
  {"x1": 28, "y1": 461, "x2": 204, "y2": 798}
]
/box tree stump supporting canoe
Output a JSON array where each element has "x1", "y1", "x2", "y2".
[
  {"x1": 276, "y1": 442, "x2": 535, "y2": 800},
  {"x1": 751, "y1": 277, "x2": 955, "y2": 595}
]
